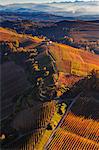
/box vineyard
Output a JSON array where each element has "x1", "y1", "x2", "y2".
[
  {"x1": 7, "y1": 128, "x2": 45, "y2": 150},
  {"x1": 48, "y1": 43, "x2": 99, "y2": 76},
  {"x1": 45, "y1": 93, "x2": 99, "y2": 150},
  {"x1": 61, "y1": 113, "x2": 99, "y2": 142},
  {"x1": 71, "y1": 96, "x2": 99, "y2": 120},
  {"x1": 3, "y1": 101, "x2": 56, "y2": 149},
  {"x1": 12, "y1": 101, "x2": 56, "y2": 132},
  {"x1": 1, "y1": 27, "x2": 99, "y2": 150},
  {"x1": 46, "y1": 127, "x2": 99, "y2": 150}
]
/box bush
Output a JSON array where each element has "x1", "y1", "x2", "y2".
[{"x1": 47, "y1": 123, "x2": 53, "y2": 130}]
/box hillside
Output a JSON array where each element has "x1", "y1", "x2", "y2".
[
  {"x1": 0, "y1": 27, "x2": 99, "y2": 149},
  {"x1": 0, "y1": 0, "x2": 99, "y2": 149},
  {"x1": 48, "y1": 43, "x2": 99, "y2": 76},
  {"x1": 45, "y1": 42, "x2": 99, "y2": 97},
  {"x1": 0, "y1": 61, "x2": 29, "y2": 121},
  {"x1": 0, "y1": 27, "x2": 43, "y2": 44},
  {"x1": 45, "y1": 75, "x2": 99, "y2": 150},
  {"x1": 45, "y1": 98, "x2": 99, "y2": 150},
  {"x1": 1, "y1": 27, "x2": 99, "y2": 95},
  {"x1": 0, "y1": 28, "x2": 56, "y2": 149},
  {"x1": 1, "y1": 19, "x2": 99, "y2": 54}
]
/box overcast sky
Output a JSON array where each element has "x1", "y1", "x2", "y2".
[{"x1": 1, "y1": 0, "x2": 99, "y2": 5}]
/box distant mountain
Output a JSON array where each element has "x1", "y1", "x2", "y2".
[{"x1": 0, "y1": 1, "x2": 99, "y2": 19}]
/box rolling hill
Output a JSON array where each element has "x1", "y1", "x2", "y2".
[
  {"x1": 0, "y1": 27, "x2": 56, "y2": 149},
  {"x1": 0, "y1": 27, "x2": 99, "y2": 149},
  {"x1": 0, "y1": 27, "x2": 43, "y2": 44},
  {"x1": 1, "y1": 19, "x2": 99, "y2": 54},
  {"x1": 45, "y1": 75, "x2": 99, "y2": 150},
  {"x1": 0, "y1": 27, "x2": 99, "y2": 91},
  {"x1": 47, "y1": 42, "x2": 99, "y2": 76}
]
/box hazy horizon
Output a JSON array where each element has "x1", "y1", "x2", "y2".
[{"x1": 1, "y1": 0, "x2": 99, "y2": 5}]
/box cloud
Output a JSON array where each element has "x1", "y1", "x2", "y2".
[
  {"x1": 1, "y1": 1, "x2": 99, "y2": 16},
  {"x1": 44, "y1": 1, "x2": 99, "y2": 16}
]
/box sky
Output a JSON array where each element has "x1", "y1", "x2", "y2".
[{"x1": 0, "y1": 0, "x2": 99, "y2": 5}]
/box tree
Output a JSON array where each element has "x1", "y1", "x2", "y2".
[
  {"x1": 15, "y1": 40, "x2": 19, "y2": 48},
  {"x1": 47, "y1": 123, "x2": 53, "y2": 130}
]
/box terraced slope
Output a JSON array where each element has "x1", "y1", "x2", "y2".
[
  {"x1": 12, "y1": 101, "x2": 56, "y2": 132},
  {"x1": 3, "y1": 101, "x2": 56, "y2": 149},
  {"x1": 48, "y1": 43, "x2": 99, "y2": 76},
  {"x1": 45, "y1": 89, "x2": 99, "y2": 150},
  {"x1": 1, "y1": 27, "x2": 99, "y2": 150},
  {"x1": 46, "y1": 127, "x2": 99, "y2": 150},
  {"x1": 0, "y1": 28, "x2": 56, "y2": 149},
  {"x1": 61, "y1": 113, "x2": 99, "y2": 142}
]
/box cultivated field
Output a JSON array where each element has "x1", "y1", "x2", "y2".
[
  {"x1": 45, "y1": 92, "x2": 99, "y2": 150},
  {"x1": 48, "y1": 43, "x2": 99, "y2": 76}
]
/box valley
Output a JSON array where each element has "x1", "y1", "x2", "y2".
[
  {"x1": 0, "y1": 26, "x2": 99, "y2": 149},
  {"x1": 1, "y1": 19, "x2": 99, "y2": 54},
  {"x1": 0, "y1": 2, "x2": 99, "y2": 149}
]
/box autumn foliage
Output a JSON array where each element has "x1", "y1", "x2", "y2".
[
  {"x1": 45, "y1": 112, "x2": 99, "y2": 150},
  {"x1": 48, "y1": 43, "x2": 99, "y2": 76}
]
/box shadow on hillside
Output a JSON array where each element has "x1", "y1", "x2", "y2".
[{"x1": 60, "y1": 74, "x2": 99, "y2": 120}]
